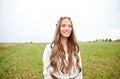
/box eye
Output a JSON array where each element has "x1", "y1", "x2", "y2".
[
  {"x1": 61, "y1": 24, "x2": 66, "y2": 27},
  {"x1": 68, "y1": 24, "x2": 72, "y2": 27}
]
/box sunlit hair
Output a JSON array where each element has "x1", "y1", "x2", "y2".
[{"x1": 50, "y1": 16, "x2": 81, "y2": 74}]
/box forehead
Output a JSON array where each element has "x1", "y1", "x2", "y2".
[{"x1": 61, "y1": 18, "x2": 71, "y2": 24}]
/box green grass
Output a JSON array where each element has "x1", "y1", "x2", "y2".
[
  {"x1": 0, "y1": 43, "x2": 46, "y2": 79},
  {"x1": 80, "y1": 42, "x2": 120, "y2": 79},
  {"x1": 0, "y1": 42, "x2": 120, "y2": 79}
]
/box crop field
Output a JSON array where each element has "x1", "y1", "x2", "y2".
[{"x1": 0, "y1": 42, "x2": 120, "y2": 79}]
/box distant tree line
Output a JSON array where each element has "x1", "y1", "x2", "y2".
[
  {"x1": 25, "y1": 42, "x2": 32, "y2": 43},
  {"x1": 94, "y1": 38, "x2": 120, "y2": 42},
  {"x1": 114, "y1": 39, "x2": 120, "y2": 42}
]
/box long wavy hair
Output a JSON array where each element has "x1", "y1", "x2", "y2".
[{"x1": 50, "y1": 16, "x2": 81, "y2": 74}]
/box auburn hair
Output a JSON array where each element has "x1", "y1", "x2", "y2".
[{"x1": 50, "y1": 16, "x2": 81, "y2": 74}]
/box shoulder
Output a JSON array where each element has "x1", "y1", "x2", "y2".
[
  {"x1": 43, "y1": 44, "x2": 52, "y2": 60},
  {"x1": 44, "y1": 44, "x2": 51, "y2": 52},
  {"x1": 44, "y1": 44, "x2": 51, "y2": 55}
]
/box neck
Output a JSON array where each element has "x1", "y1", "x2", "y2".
[
  {"x1": 60, "y1": 37, "x2": 68, "y2": 53},
  {"x1": 60, "y1": 37, "x2": 68, "y2": 45}
]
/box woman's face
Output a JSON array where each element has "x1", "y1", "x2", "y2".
[{"x1": 60, "y1": 18, "x2": 72, "y2": 38}]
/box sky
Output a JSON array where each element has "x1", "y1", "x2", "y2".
[{"x1": 0, "y1": 0, "x2": 120, "y2": 43}]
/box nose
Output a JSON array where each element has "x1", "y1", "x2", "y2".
[{"x1": 65, "y1": 25, "x2": 70, "y2": 30}]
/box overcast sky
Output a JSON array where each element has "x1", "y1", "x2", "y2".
[{"x1": 0, "y1": 0, "x2": 120, "y2": 43}]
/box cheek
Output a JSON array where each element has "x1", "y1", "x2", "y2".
[
  {"x1": 60, "y1": 27, "x2": 63, "y2": 34},
  {"x1": 70, "y1": 28, "x2": 72, "y2": 32},
  {"x1": 60, "y1": 27, "x2": 63, "y2": 32}
]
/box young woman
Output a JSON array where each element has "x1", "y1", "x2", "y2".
[{"x1": 43, "y1": 17, "x2": 83, "y2": 79}]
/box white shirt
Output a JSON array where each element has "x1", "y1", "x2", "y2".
[{"x1": 43, "y1": 44, "x2": 83, "y2": 79}]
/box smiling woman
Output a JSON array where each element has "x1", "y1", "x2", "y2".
[
  {"x1": 43, "y1": 17, "x2": 83, "y2": 79},
  {"x1": 60, "y1": 17, "x2": 72, "y2": 38}
]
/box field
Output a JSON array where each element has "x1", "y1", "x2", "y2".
[{"x1": 0, "y1": 42, "x2": 120, "y2": 79}]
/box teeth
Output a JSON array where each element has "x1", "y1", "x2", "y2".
[
  {"x1": 64, "y1": 32, "x2": 70, "y2": 35},
  {"x1": 64, "y1": 31, "x2": 69, "y2": 33},
  {"x1": 64, "y1": 32, "x2": 69, "y2": 33}
]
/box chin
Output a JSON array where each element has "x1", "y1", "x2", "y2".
[{"x1": 63, "y1": 35, "x2": 71, "y2": 38}]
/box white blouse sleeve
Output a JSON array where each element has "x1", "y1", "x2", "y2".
[
  {"x1": 43, "y1": 44, "x2": 53, "y2": 79},
  {"x1": 75, "y1": 51, "x2": 83, "y2": 79}
]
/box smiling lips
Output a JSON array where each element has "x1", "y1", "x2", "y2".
[{"x1": 63, "y1": 31, "x2": 71, "y2": 35}]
